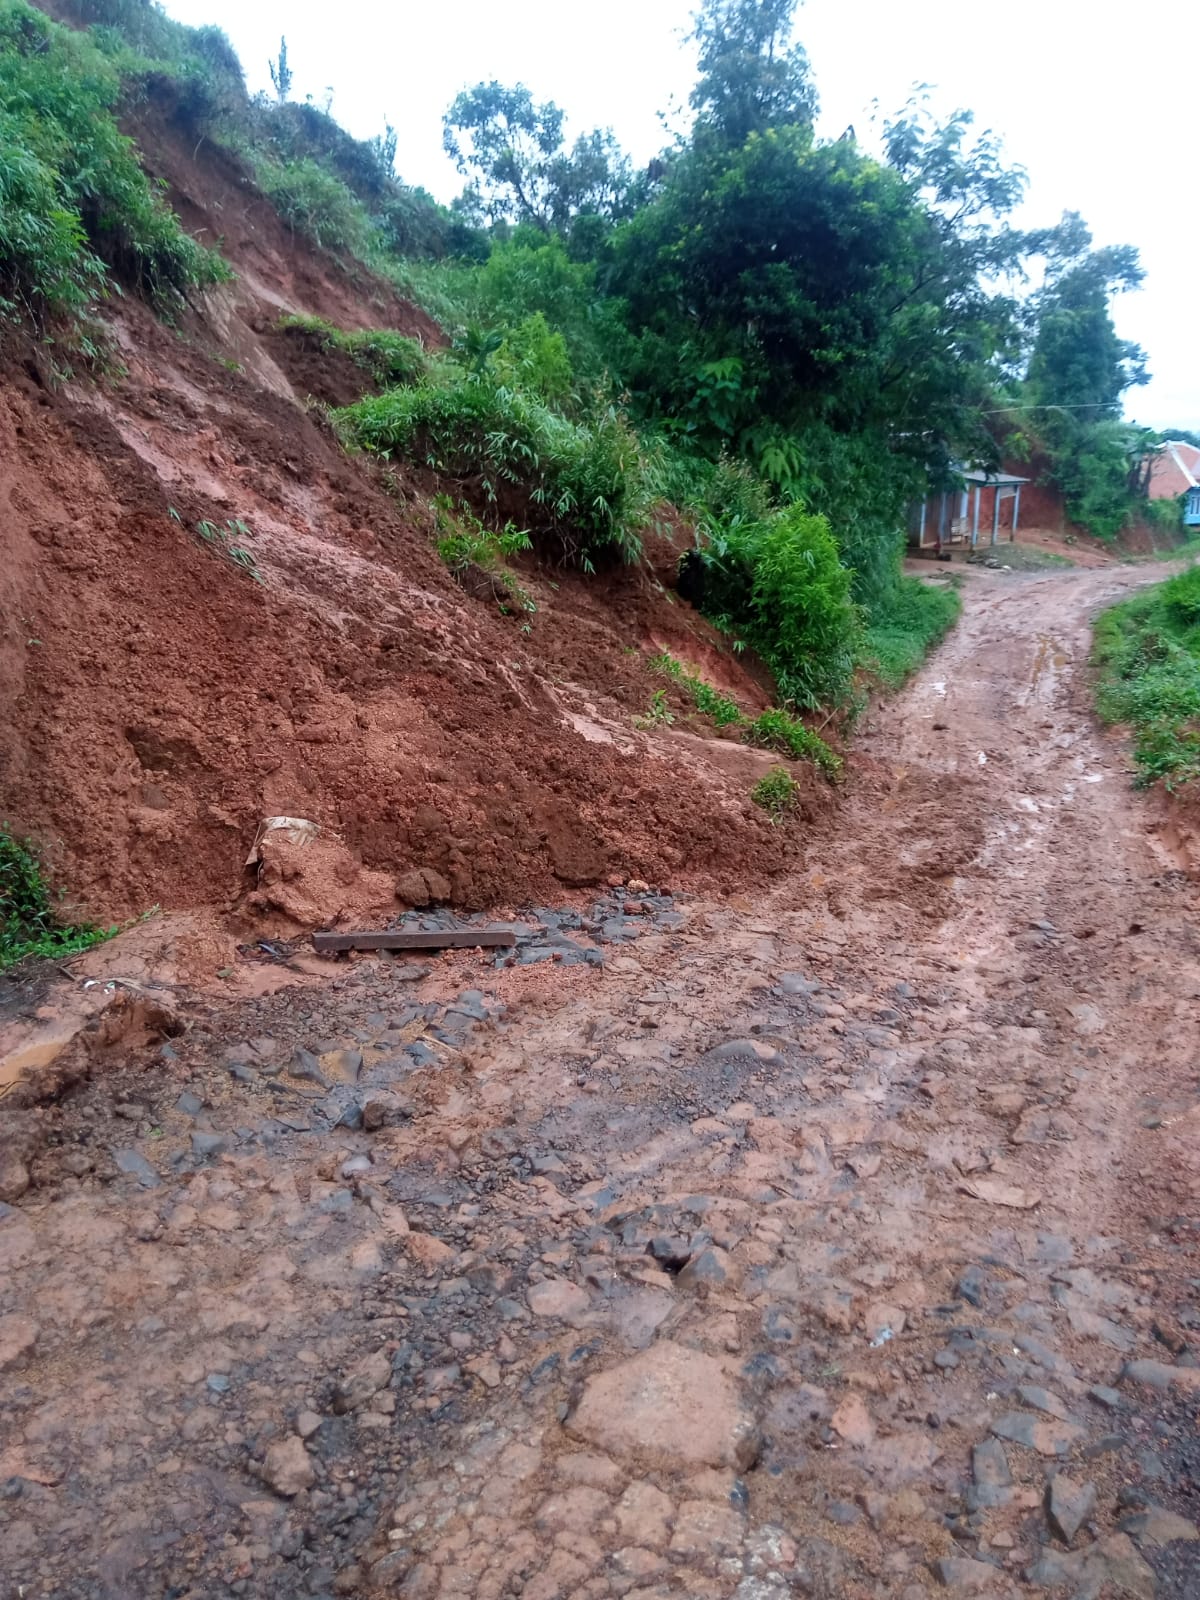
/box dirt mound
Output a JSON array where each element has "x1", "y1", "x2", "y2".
[{"x1": 0, "y1": 93, "x2": 834, "y2": 937}]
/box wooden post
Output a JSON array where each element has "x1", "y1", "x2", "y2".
[
  {"x1": 919, "y1": 498, "x2": 927, "y2": 547},
  {"x1": 1012, "y1": 484, "x2": 1022, "y2": 541},
  {"x1": 971, "y1": 486, "x2": 981, "y2": 548},
  {"x1": 991, "y1": 487, "x2": 1001, "y2": 546}
]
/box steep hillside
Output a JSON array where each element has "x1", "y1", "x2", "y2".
[{"x1": 0, "y1": 77, "x2": 831, "y2": 937}]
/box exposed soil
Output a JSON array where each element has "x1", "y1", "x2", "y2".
[
  {"x1": 0, "y1": 83, "x2": 829, "y2": 941},
  {"x1": 2, "y1": 563, "x2": 1200, "y2": 1600}
]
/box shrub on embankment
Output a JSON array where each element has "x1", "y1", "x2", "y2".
[
  {"x1": 1094, "y1": 563, "x2": 1200, "y2": 790},
  {"x1": 0, "y1": 0, "x2": 228, "y2": 337}
]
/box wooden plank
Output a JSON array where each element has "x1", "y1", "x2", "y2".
[{"x1": 312, "y1": 928, "x2": 517, "y2": 954}]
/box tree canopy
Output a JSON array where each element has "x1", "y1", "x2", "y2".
[
  {"x1": 689, "y1": 0, "x2": 817, "y2": 146},
  {"x1": 443, "y1": 81, "x2": 633, "y2": 232}
]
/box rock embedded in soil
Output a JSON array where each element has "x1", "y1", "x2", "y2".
[
  {"x1": 565, "y1": 1341, "x2": 760, "y2": 1471},
  {"x1": 0, "y1": 1151, "x2": 30, "y2": 1202},
  {"x1": 113, "y1": 1147, "x2": 159, "y2": 1188},
  {"x1": 930, "y1": 1554, "x2": 1005, "y2": 1590},
  {"x1": 1045, "y1": 1474, "x2": 1097, "y2": 1545},
  {"x1": 331, "y1": 1348, "x2": 391, "y2": 1414},
  {"x1": 1118, "y1": 1504, "x2": 1200, "y2": 1549},
  {"x1": 0, "y1": 1314, "x2": 39, "y2": 1371},
  {"x1": 262, "y1": 1434, "x2": 315, "y2": 1497},
  {"x1": 990, "y1": 1411, "x2": 1085, "y2": 1456},
  {"x1": 1121, "y1": 1358, "x2": 1200, "y2": 1393},
  {"x1": 526, "y1": 1277, "x2": 591, "y2": 1323},
  {"x1": 1027, "y1": 1532, "x2": 1155, "y2": 1598}
]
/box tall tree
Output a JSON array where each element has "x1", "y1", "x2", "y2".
[
  {"x1": 443, "y1": 81, "x2": 632, "y2": 232},
  {"x1": 1018, "y1": 214, "x2": 1148, "y2": 538},
  {"x1": 689, "y1": 0, "x2": 817, "y2": 146},
  {"x1": 1025, "y1": 215, "x2": 1146, "y2": 414}
]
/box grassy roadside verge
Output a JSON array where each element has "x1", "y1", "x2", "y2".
[
  {"x1": 861, "y1": 574, "x2": 962, "y2": 690},
  {"x1": 1093, "y1": 563, "x2": 1200, "y2": 790}
]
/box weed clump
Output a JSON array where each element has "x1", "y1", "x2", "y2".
[
  {"x1": 751, "y1": 767, "x2": 800, "y2": 822},
  {"x1": 648, "y1": 651, "x2": 840, "y2": 776},
  {"x1": 1, "y1": 826, "x2": 115, "y2": 970},
  {"x1": 433, "y1": 496, "x2": 535, "y2": 617}
]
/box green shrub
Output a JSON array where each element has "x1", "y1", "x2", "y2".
[
  {"x1": 1094, "y1": 564, "x2": 1200, "y2": 789},
  {"x1": 337, "y1": 376, "x2": 649, "y2": 567},
  {"x1": 1, "y1": 825, "x2": 115, "y2": 970},
  {"x1": 0, "y1": 0, "x2": 229, "y2": 331},
  {"x1": 751, "y1": 767, "x2": 800, "y2": 822},
  {"x1": 1144, "y1": 496, "x2": 1185, "y2": 542},
  {"x1": 634, "y1": 688, "x2": 675, "y2": 729},
  {"x1": 277, "y1": 313, "x2": 426, "y2": 388},
  {"x1": 700, "y1": 504, "x2": 861, "y2": 709},
  {"x1": 494, "y1": 312, "x2": 575, "y2": 407},
  {"x1": 258, "y1": 157, "x2": 374, "y2": 255},
  {"x1": 433, "y1": 496, "x2": 531, "y2": 568},
  {"x1": 432, "y1": 497, "x2": 536, "y2": 616}
]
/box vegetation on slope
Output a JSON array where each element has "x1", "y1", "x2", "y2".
[
  {"x1": 0, "y1": 0, "x2": 228, "y2": 336},
  {"x1": 1094, "y1": 564, "x2": 1200, "y2": 791},
  {"x1": 0, "y1": 0, "x2": 1167, "y2": 830},
  {"x1": 0, "y1": 826, "x2": 115, "y2": 970}
]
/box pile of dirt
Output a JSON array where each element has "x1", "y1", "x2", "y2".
[{"x1": 0, "y1": 89, "x2": 837, "y2": 943}]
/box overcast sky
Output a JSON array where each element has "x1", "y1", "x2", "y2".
[{"x1": 163, "y1": 0, "x2": 1199, "y2": 431}]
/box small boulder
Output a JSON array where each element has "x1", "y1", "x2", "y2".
[
  {"x1": 0, "y1": 1150, "x2": 30, "y2": 1203},
  {"x1": 527, "y1": 1277, "x2": 592, "y2": 1323},
  {"x1": 332, "y1": 1347, "x2": 392, "y2": 1415},
  {"x1": 395, "y1": 867, "x2": 452, "y2": 907},
  {"x1": 262, "y1": 1435, "x2": 315, "y2": 1496},
  {"x1": 566, "y1": 1340, "x2": 760, "y2": 1471},
  {"x1": 1046, "y1": 1474, "x2": 1097, "y2": 1545}
]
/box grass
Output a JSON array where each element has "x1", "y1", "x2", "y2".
[
  {"x1": 861, "y1": 574, "x2": 962, "y2": 690},
  {"x1": 744, "y1": 706, "x2": 842, "y2": 776},
  {"x1": 634, "y1": 689, "x2": 675, "y2": 730},
  {"x1": 1152, "y1": 535, "x2": 1200, "y2": 564},
  {"x1": 336, "y1": 376, "x2": 649, "y2": 568},
  {"x1": 277, "y1": 313, "x2": 426, "y2": 389},
  {"x1": 170, "y1": 508, "x2": 263, "y2": 583},
  {"x1": 1094, "y1": 562, "x2": 1200, "y2": 790},
  {"x1": 432, "y1": 495, "x2": 536, "y2": 616},
  {"x1": 751, "y1": 767, "x2": 800, "y2": 822},
  {"x1": 648, "y1": 651, "x2": 841, "y2": 776},
  {"x1": 1, "y1": 825, "x2": 116, "y2": 970},
  {"x1": 0, "y1": 0, "x2": 230, "y2": 342}
]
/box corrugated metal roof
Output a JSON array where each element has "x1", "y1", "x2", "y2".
[{"x1": 956, "y1": 467, "x2": 1029, "y2": 487}]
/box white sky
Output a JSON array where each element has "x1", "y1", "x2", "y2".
[{"x1": 163, "y1": 0, "x2": 1199, "y2": 430}]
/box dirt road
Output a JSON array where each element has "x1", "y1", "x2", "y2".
[{"x1": 3, "y1": 564, "x2": 1200, "y2": 1600}]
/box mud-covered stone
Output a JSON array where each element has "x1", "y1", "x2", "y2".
[{"x1": 566, "y1": 1341, "x2": 760, "y2": 1470}]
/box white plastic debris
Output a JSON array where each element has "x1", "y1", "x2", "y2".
[{"x1": 245, "y1": 816, "x2": 319, "y2": 866}]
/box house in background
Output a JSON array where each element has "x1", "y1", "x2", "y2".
[
  {"x1": 1147, "y1": 440, "x2": 1200, "y2": 528},
  {"x1": 908, "y1": 466, "x2": 1029, "y2": 557}
]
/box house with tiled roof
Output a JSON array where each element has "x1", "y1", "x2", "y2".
[{"x1": 1147, "y1": 440, "x2": 1200, "y2": 526}]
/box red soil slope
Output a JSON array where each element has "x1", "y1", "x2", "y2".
[{"x1": 0, "y1": 89, "x2": 833, "y2": 933}]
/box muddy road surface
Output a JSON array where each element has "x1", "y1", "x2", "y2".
[{"x1": 3, "y1": 564, "x2": 1200, "y2": 1600}]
